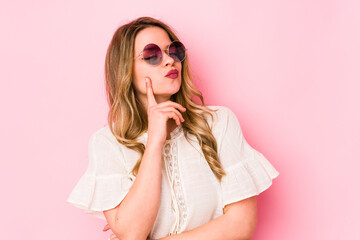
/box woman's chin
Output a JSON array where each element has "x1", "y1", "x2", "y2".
[{"x1": 153, "y1": 88, "x2": 180, "y2": 99}]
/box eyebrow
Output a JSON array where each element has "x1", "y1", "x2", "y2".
[
  {"x1": 140, "y1": 43, "x2": 171, "y2": 51},
  {"x1": 153, "y1": 43, "x2": 171, "y2": 50}
]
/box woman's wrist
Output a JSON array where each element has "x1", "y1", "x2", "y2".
[{"x1": 145, "y1": 138, "x2": 165, "y2": 152}]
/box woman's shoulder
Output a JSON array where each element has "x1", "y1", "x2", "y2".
[
  {"x1": 88, "y1": 125, "x2": 121, "y2": 149},
  {"x1": 88, "y1": 125, "x2": 146, "y2": 155},
  {"x1": 199, "y1": 105, "x2": 239, "y2": 139},
  {"x1": 90, "y1": 125, "x2": 114, "y2": 139},
  {"x1": 201, "y1": 105, "x2": 235, "y2": 125}
]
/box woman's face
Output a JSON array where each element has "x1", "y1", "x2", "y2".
[{"x1": 132, "y1": 26, "x2": 182, "y2": 107}]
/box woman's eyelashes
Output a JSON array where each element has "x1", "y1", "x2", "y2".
[{"x1": 144, "y1": 55, "x2": 157, "y2": 60}]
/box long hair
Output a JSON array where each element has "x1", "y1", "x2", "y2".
[{"x1": 104, "y1": 16, "x2": 226, "y2": 182}]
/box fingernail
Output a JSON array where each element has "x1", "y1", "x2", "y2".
[{"x1": 145, "y1": 77, "x2": 149, "y2": 83}]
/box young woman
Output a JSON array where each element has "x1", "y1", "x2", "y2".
[{"x1": 67, "y1": 16, "x2": 279, "y2": 240}]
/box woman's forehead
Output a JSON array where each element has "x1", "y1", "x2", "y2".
[{"x1": 135, "y1": 27, "x2": 172, "y2": 50}]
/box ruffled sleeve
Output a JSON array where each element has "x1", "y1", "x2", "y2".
[
  {"x1": 66, "y1": 130, "x2": 135, "y2": 220},
  {"x1": 217, "y1": 107, "x2": 279, "y2": 208}
]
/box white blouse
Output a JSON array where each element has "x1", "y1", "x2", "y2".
[{"x1": 66, "y1": 105, "x2": 279, "y2": 239}]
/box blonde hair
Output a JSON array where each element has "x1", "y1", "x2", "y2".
[{"x1": 104, "y1": 16, "x2": 226, "y2": 182}]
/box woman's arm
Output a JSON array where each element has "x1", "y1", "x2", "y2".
[
  {"x1": 159, "y1": 196, "x2": 258, "y2": 240},
  {"x1": 103, "y1": 77, "x2": 186, "y2": 240},
  {"x1": 103, "y1": 141, "x2": 163, "y2": 240}
]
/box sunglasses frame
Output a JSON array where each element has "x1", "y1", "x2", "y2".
[{"x1": 134, "y1": 40, "x2": 187, "y2": 66}]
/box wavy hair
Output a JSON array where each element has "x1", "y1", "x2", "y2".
[{"x1": 104, "y1": 16, "x2": 226, "y2": 182}]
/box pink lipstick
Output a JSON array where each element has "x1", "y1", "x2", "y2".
[{"x1": 165, "y1": 69, "x2": 179, "y2": 79}]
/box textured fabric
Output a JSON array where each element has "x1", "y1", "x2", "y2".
[{"x1": 66, "y1": 105, "x2": 279, "y2": 239}]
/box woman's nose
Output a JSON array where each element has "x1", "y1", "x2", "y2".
[{"x1": 163, "y1": 50, "x2": 175, "y2": 66}]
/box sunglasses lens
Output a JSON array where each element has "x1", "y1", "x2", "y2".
[
  {"x1": 169, "y1": 41, "x2": 186, "y2": 62},
  {"x1": 142, "y1": 43, "x2": 162, "y2": 65}
]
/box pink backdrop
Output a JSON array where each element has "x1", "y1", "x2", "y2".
[{"x1": 1, "y1": 0, "x2": 359, "y2": 239}]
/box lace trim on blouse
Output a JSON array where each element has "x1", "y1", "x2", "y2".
[{"x1": 162, "y1": 125, "x2": 187, "y2": 235}]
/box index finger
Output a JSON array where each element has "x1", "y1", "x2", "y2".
[
  {"x1": 102, "y1": 223, "x2": 110, "y2": 231},
  {"x1": 145, "y1": 77, "x2": 157, "y2": 107}
]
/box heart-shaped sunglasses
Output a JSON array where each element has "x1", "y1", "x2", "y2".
[{"x1": 134, "y1": 41, "x2": 187, "y2": 66}]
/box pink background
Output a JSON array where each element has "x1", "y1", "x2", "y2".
[{"x1": 1, "y1": 0, "x2": 359, "y2": 239}]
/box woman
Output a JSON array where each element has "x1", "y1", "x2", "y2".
[{"x1": 67, "y1": 16, "x2": 279, "y2": 240}]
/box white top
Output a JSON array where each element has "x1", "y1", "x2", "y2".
[{"x1": 66, "y1": 105, "x2": 279, "y2": 239}]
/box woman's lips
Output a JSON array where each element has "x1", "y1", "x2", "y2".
[
  {"x1": 166, "y1": 72, "x2": 178, "y2": 79},
  {"x1": 165, "y1": 69, "x2": 179, "y2": 79}
]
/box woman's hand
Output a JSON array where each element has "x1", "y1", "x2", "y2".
[
  {"x1": 102, "y1": 223, "x2": 118, "y2": 240},
  {"x1": 102, "y1": 223, "x2": 155, "y2": 240},
  {"x1": 145, "y1": 77, "x2": 186, "y2": 145}
]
